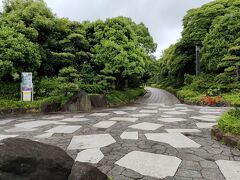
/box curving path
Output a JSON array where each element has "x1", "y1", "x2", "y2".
[
  {"x1": 0, "y1": 88, "x2": 240, "y2": 180},
  {"x1": 141, "y1": 87, "x2": 180, "y2": 104}
]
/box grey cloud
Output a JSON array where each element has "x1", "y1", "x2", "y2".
[{"x1": 0, "y1": 0, "x2": 213, "y2": 57}]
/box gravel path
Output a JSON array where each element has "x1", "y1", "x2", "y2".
[{"x1": 0, "y1": 88, "x2": 239, "y2": 180}]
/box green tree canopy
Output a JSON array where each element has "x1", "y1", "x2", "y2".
[
  {"x1": 201, "y1": 11, "x2": 240, "y2": 72},
  {"x1": 152, "y1": 0, "x2": 240, "y2": 87},
  {"x1": 87, "y1": 17, "x2": 151, "y2": 89},
  {"x1": 0, "y1": 26, "x2": 41, "y2": 80}
]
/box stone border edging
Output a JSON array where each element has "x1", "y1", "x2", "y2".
[{"x1": 211, "y1": 126, "x2": 240, "y2": 150}]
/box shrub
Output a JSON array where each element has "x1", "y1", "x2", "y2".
[
  {"x1": 177, "y1": 88, "x2": 203, "y2": 104},
  {"x1": 36, "y1": 77, "x2": 60, "y2": 97},
  {"x1": 106, "y1": 88, "x2": 145, "y2": 105},
  {"x1": 184, "y1": 74, "x2": 194, "y2": 85},
  {"x1": 218, "y1": 109, "x2": 240, "y2": 135},
  {"x1": 183, "y1": 74, "x2": 215, "y2": 92},
  {"x1": 0, "y1": 82, "x2": 20, "y2": 100},
  {"x1": 37, "y1": 73, "x2": 80, "y2": 98},
  {"x1": 79, "y1": 84, "x2": 105, "y2": 94},
  {"x1": 222, "y1": 92, "x2": 240, "y2": 107}
]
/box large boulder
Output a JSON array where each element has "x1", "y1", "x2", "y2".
[
  {"x1": 63, "y1": 90, "x2": 92, "y2": 112},
  {"x1": 0, "y1": 138, "x2": 74, "y2": 180},
  {"x1": 90, "y1": 94, "x2": 108, "y2": 109},
  {"x1": 68, "y1": 162, "x2": 108, "y2": 180}
]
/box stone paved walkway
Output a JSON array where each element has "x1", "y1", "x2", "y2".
[{"x1": 0, "y1": 88, "x2": 240, "y2": 180}]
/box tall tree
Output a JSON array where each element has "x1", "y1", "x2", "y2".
[{"x1": 88, "y1": 17, "x2": 151, "y2": 89}]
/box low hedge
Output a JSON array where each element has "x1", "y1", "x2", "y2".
[{"x1": 0, "y1": 95, "x2": 71, "y2": 112}]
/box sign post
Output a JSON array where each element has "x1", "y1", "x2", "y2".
[{"x1": 21, "y1": 72, "x2": 33, "y2": 102}]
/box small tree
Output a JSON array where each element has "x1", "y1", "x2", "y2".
[{"x1": 57, "y1": 67, "x2": 81, "y2": 96}]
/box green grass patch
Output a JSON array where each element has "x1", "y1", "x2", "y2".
[
  {"x1": 106, "y1": 88, "x2": 145, "y2": 106},
  {"x1": 0, "y1": 95, "x2": 71, "y2": 111},
  {"x1": 218, "y1": 109, "x2": 240, "y2": 136},
  {"x1": 222, "y1": 92, "x2": 240, "y2": 106}
]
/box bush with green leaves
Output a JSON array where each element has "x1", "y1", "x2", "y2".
[
  {"x1": 218, "y1": 108, "x2": 240, "y2": 135},
  {"x1": 106, "y1": 88, "x2": 145, "y2": 105},
  {"x1": 176, "y1": 88, "x2": 203, "y2": 104},
  {"x1": 0, "y1": 82, "x2": 20, "y2": 100},
  {"x1": 79, "y1": 84, "x2": 105, "y2": 94},
  {"x1": 222, "y1": 92, "x2": 240, "y2": 107},
  {"x1": 37, "y1": 67, "x2": 81, "y2": 97}
]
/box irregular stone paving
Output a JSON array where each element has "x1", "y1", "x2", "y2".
[{"x1": 0, "y1": 87, "x2": 240, "y2": 180}]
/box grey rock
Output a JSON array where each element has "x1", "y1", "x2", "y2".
[
  {"x1": 176, "y1": 169, "x2": 202, "y2": 178},
  {"x1": 177, "y1": 153, "x2": 204, "y2": 162},
  {"x1": 114, "y1": 175, "x2": 132, "y2": 180},
  {"x1": 108, "y1": 166, "x2": 125, "y2": 176},
  {"x1": 68, "y1": 162, "x2": 108, "y2": 180},
  {"x1": 63, "y1": 90, "x2": 92, "y2": 112},
  {"x1": 231, "y1": 149, "x2": 240, "y2": 156},
  {"x1": 201, "y1": 168, "x2": 225, "y2": 180},
  {"x1": 207, "y1": 148, "x2": 223, "y2": 154},
  {"x1": 180, "y1": 161, "x2": 202, "y2": 171},
  {"x1": 200, "y1": 161, "x2": 218, "y2": 169},
  {"x1": 0, "y1": 138, "x2": 73, "y2": 180},
  {"x1": 0, "y1": 172, "x2": 29, "y2": 180},
  {"x1": 122, "y1": 169, "x2": 143, "y2": 179},
  {"x1": 174, "y1": 176, "x2": 192, "y2": 180}
]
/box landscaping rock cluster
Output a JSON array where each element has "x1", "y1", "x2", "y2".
[
  {"x1": 62, "y1": 90, "x2": 108, "y2": 112},
  {"x1": 0, "y1": 138, "x2": 108, "y2": 180}
]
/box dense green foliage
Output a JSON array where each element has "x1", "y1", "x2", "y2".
[
  {"x1": 0, "y1": 26, "x2": 40, "y2": 80},
  {"x1": 0, "y1": 0, "x2": 156, "y2": 108},
  {"x1": 218, "y1": 109, "x2": 240, "y2": 135},
  {"x1": 150, "y1": 0, "x2": 240, "y2": 106}
]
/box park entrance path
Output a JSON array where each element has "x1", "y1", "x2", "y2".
[
  {"x1": 0, "y1": 87, "x2": 240, "y2": 180},
  {"x1": 140, "y1": 87, "x2": 180, "y2": 104}
]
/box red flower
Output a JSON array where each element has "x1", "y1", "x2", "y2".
[{"x1": 202, "y1": 96, "x2": 222, "y2": 106}]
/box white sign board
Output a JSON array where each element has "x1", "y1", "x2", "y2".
[
  {"x1": 21, "y1": 72, "x2": 33, "y2": 88},
  {"x1": 21, "y1": 72, "x2": 33, "y2": 102}
]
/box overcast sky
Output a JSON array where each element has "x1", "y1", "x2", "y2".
[{"x1": 0, "y1": 0, "x2": 213, "y2": 57}]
